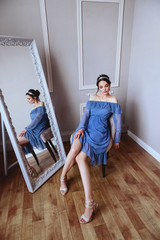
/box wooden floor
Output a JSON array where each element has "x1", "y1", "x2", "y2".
[{"x1": 0, "y1": 134, "x2": 160, "y2": 240}]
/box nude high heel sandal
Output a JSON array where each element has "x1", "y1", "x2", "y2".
[
  {"x1": 79, "y1": 199, "x2": 98, "y2": 224},
  {"x1": 60, "y1": 175, "x2": 68, "y2": 196}
]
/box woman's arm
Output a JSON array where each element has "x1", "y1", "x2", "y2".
[
  {"x1": 74, "y1": 129, "x2": 84, "y2": 139},
  {"x1": 114, "y1": 142, "x2": 120, "y2": 149},
  {"x1": 111, "y1": 98, "x2": 122, "y2": 147},
  {"x1": 113, "y1": 113, "x2": 122, "y2": 142},
  {"x1": 25, "y1": 107, "x2": 45, "y2": 131},
  {"x1": 18, "y1": 129, "x2": 27, "y2": 137},
  {"x1": 74, "y1": 107, "x2": 90, "y2": 139}
]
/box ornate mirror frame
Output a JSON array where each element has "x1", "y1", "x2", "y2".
[{"x1": 0, "y1": 36, "x2": 66, "y2": 192}]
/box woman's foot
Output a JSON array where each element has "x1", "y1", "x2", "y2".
[
  {"x1": 60, "y1": 175, "x2": 68, "y2": 195},
  {"x1": 29, "y1": 167, "x2": 38, "y2": 178},
  {"x1": 79, "y1": 200, "x2": 98, "y2": 224}
]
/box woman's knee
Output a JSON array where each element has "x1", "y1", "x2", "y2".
[
  {"x1": 18, "y1": 136, "x2": 23, "y2": 144},
  {"x1": 18, "y1": 136, "x2": 29, "y2": 145},
  {"x1": 75, "y1": 153, "x2": 86, "y2": 165},
  {"x1": 70, "y1": 146, "x2": 80, "y2": 157},
  {"x1": 70, "y1": 140, "x2": 81, "y2": 156}
]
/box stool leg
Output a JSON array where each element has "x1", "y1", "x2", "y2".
[
  {"x1": 102, "y1": 152, "x2": 109, "y2": 177},
  {"x1": 27, "y1": 143, "x2": 39, "y2": 166},
  {"x1": 102, "y1": 164, "x2": 105, "y2": 178},
  {"x1": 45, "y1": 142, "x2": 57, "y2": 162},
  {"x1": 48, "y1": 140, "x2": 58, "y2": 155}
]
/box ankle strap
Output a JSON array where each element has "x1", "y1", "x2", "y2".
[
  {"x1": 60, "y1": 175, "x2": 67, "y2": 181},
  {"x1": 85, "y1": 199, "x2": 95, "y2": 208},
  {"x1": 85, "y1": 199, "x2": 94, "y2": 204}
]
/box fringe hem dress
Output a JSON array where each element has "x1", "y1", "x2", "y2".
[
  {"x1": 71, "y1": 101, "x2": 122, "y2": 166},
  {"x1": 23, "y1": 106, "x2": 50, "y2": 154}
]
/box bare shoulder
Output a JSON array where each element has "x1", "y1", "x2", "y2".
[
  {"x1": 40, "y1": 101, "x2": 45, "y2": 106},
  {"x1": 89, "y1": 94, "x2": 98, "y2": 101},
  {"x1": 110, "y1": 95, "x2": 118, "y2": 103}
]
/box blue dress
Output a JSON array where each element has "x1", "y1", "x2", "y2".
[
  {"x1": 71, "y1": 101, "x2": 122, "y2": 166},
  {"x1": 24, "y1": 106, "x2": 50, "y2": 153}
]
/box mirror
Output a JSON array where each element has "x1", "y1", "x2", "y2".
[{"x1": 0, "y1": 36, "x2": 66, "y2": 192}]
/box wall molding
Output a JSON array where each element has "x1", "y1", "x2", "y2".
[
  {"x1": 77, "y1": 0, "x2": 124, "y2": 90},
  {"x1": 40, "y1": 0, "x2": 53, "y2": 92},
  {"x1": 80, "y1": 102, "x2": 86, "y2": 118},
  {"x1": 127, "y1": 130, "x2": 160, "y2": 162}
]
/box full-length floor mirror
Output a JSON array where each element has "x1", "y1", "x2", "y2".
[{"x1": 0, "y1": 36, "x2": 66, "y2": 192}]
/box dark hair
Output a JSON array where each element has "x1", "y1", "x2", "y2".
[
  {"x1": 26, "y1": 89, "x2": 40, "y2": 100},
  {"x1": 96, "y1": 74, "x2": 111, "y2": 86}
]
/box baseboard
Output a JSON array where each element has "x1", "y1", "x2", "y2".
[{"x1": 127, "y1": 130, "x2": 160, "y2": 162}]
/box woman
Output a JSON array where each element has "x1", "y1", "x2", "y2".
[
  {"x1": 18, "y1": 89, "x2": 50, "y2": 154},
  {"x1": 60, "y1": 74, "x2": 122, "y2": 224}
]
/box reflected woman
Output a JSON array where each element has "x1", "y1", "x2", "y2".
[{"x1": 18, "y1": 89, "x2": 50, "y2": 157}]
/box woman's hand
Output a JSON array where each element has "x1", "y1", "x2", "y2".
[
  {"x1": 18, "y1": 129, "x2": 27, "y2": 137},
  {"x1": 74, "y1": 129, "x2": 84, "y2": 139},
  {"x1": 114, "y1": 142, "x2": 119, "y2": 149}
]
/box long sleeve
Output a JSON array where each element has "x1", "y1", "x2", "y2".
[
  {"x1": 25, "y1": 108, "x2": 45, "y2": 130},
  {"x1": 76, "y1": 108, "x2": 90, "y2": 131},
  {"x1": 113, "y1": 113, "x2": 122, "y2": 143},
  {"x1": 110, "y1": 103, "x2": 122, "y2": 143}
]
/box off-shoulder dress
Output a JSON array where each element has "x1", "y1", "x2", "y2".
[
  {"x1": 71, "y1": 101, "x2": 122, "y2": 166},
  {"x1": 23, "y1": 106, "x2": 50, "y2": 154}
]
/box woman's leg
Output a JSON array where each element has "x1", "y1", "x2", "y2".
[
  {"x1": 76, "y1": 151, "x2": 94, "y2": 219},
  {"x1": 18, "y1": 136, "x2": 30, "y2": 146},
  {"x1": 60, "y1": 138, "x2": 82, "y2": 191},
  {"x1": 18, "y1": 137, "x2": 38, "y2": 178}
]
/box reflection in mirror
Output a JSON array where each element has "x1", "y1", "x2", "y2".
[
  {"x1": 18, "y1": 89, "x2": 60, "y2": 180},
  {"x1": 0, "y1": 36, "x2": 66, "y2": 192}
]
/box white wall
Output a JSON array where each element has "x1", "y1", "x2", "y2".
[
  {"x1": 126, "y1": 0, "x2": 160, "y2": 156},
  {"x1": 0, "y1": 0, "x2": 46, "y2": 147},
  {"x1": 0, "y1": 0, "x2": 46, "y2": 74},
  {"x1": 0, "y1": 0, "x2": 135, "y2": 142},
  {"x1": 41, "y1": 0, "x2": 135, "y2": 138},
  {"x1": 0, "y1": 46, "x2": 43, "y2": 135}
]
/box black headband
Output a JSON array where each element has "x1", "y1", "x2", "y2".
[
  {"x1": 96, "y1": 76, "x2": 111, "y2": 86},
  {"x1": 27, "y1": 91, "x2": 34, "y2": 96}
]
